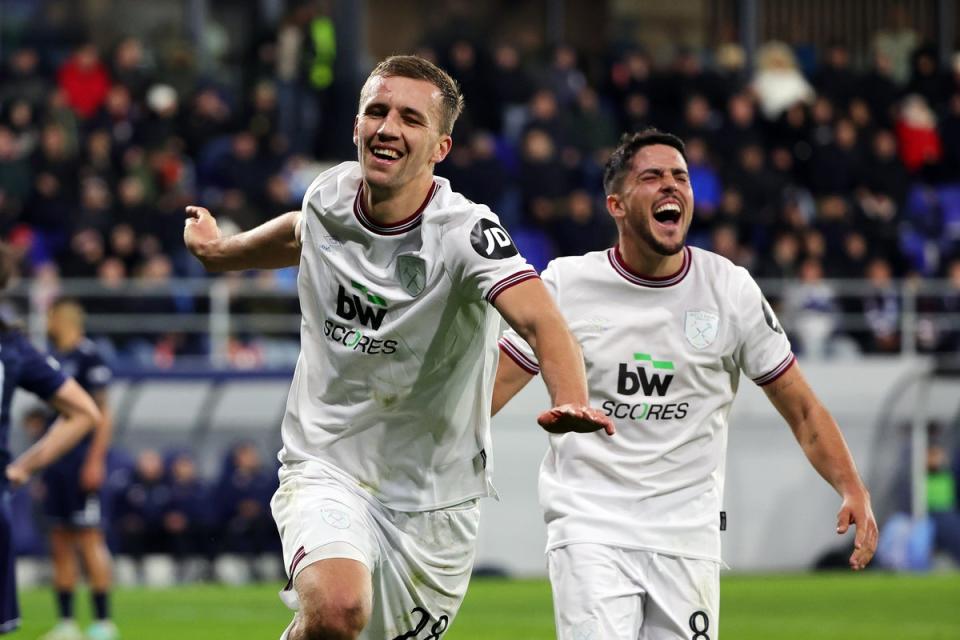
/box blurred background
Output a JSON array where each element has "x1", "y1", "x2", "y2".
[{"x1": 1, "y1": 0, "x2": 960, "y2": 635}]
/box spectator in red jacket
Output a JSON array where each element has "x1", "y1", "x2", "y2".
[{"x1": 57, "y1": 43, "x2": 111, "y2": 120}]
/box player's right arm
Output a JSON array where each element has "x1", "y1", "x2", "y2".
[
  {"x1": 183, "y1": 206, "x2": 302, "y2": 272},
  {"x1": 6, "y1": 379, "x2": 101, "y2": 486}
]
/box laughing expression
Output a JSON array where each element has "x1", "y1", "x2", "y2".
[
  {"x1": 353, "y1": 75, "x2": 451, "y2": 194},
  {"x1": 609, "y1": 144, "x2": 693, "y2": 257}
]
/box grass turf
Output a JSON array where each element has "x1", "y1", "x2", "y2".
[{"x1": 11, "y1": 573, "x2": 960, "y2": 639}]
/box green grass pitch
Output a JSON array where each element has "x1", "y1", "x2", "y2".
[{"x1": 12, "y1": 573, "x2": 960, "y2": 639}]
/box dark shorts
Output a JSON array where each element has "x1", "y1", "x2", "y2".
[
  {"x1": 0, "y1": 493, "x2": 20, "y2": 634},
  {"x1": 42, "y1": 464, "x2": 102, "y2": 529}
]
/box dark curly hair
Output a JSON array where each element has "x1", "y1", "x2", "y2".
[{"x1": 602, "y1": 128, "x2": 686, "y2": 196}]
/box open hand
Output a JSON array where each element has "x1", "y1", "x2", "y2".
[
  {"x1": 537, "y1": 404, "x2": 615, "y2": 436},
  {"x1": 836, "y1": 490, "x2": 878, "y2": 570}
]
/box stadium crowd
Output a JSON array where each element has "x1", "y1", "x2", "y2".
[
  {"x1": 12, "y1": 435, "x2": 281, "y2": 581},
  {"x1": 1, "y1": 5, "x2": 960, "y2": 367}
]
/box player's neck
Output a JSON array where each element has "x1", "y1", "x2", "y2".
[
  {"x1": 617, "y1": 237, "x2": 685, "y2": 278},
  {"x1": 362, "y1": 173, "x2": 435, "y2": 225}
]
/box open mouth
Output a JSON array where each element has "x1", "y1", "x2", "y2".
[
  {"x1": 370, "y1": 146, "x2": 403, "y2": 162},
  {"x1": 653, "y1": 201, "x2": 682, "y2": 225}
]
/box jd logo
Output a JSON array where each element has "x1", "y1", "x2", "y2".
[
  {"x1": 336, "y1": 281, "x2": 387, "y2": 330},
  {"x1": 470, "y1": 218, "x2": 518, "y2": 259},
  {"x1": 761, "y1": 295, "x2": 783, "y2": 335},
  {"x1": 617, "y1": 352, "x2": 675, "y2": 396}
]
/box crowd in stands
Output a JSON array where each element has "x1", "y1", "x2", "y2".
[
  {"x1": 12, "y1": 437, "x2": 281, "y2": 581},
  {"x1": 2, "y1": 6, "x2": 960, "y2": 360}
]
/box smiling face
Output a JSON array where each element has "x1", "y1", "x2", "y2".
[
  {"x1": 353, "y1": 75, "x2": 452, "y2": 195},
  {"x1": 607, "y1": 144, "x2": 693, "y2": 257}
]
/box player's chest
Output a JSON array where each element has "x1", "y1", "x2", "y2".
[{"x1": 566, "y1": 289, "x2": 738, "y2": 388}]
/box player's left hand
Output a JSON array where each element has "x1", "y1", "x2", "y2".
[
  {"x1": 80, "y1": 458, "x2": 106, "y2": 491},
  {"x1": 537, "y1": 404, "x2": 615, "y2": 436},
  {"x1": 5, "y1": 464, "x2": 30, "y2": 488},
  {"x1": 836, "y1": 489, "x2": 878, "y2": 571}
]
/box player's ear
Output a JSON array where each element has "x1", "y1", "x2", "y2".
[
  {"x1": 606, "y1": 193, "x2": 625, "y2": 220},
  {"x1": 432, "y1": 134, "x2": 453, "y2": 164},
  {"x1": 352, "y1": 116, "x2": 360, "y2": 147}
]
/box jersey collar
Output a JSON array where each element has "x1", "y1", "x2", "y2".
[
  {"x1": 353, "y1": 181, "x2": 440, "y2": 236},
  {"x1": 607, "y1": 245, "x2": 691, "y2": 288}
]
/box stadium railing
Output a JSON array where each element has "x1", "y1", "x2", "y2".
[{"x1": 4, "y1": 277, "x2": 958, "y2": 366}]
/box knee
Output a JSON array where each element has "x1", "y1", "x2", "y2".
[{"x1": 298, "y1": 596, "x2": 369, "y2": 640}]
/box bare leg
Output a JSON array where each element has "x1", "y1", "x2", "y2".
[{"x1": 288, "y1": 558, "x2": 372, "y2": 640}]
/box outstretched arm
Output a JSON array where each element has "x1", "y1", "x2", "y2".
[
  {"x1": 763, "y1": 363, "x2": 878, "y2": 570},
  {"x1": 7, "y1": 379, "x2": 101, "y2": 485},
  {"x1": 494, "y1": 279, "x2": 613, "y2": 435},
  {"x1": 184, "y1": 206, "x2": 302, "y2": 272}
]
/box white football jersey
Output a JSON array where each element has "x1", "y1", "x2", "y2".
[
  {"x1": 280, "y1": 162, "x2": 537, "y2": 511},
  {"x1": 500, "y1": 246, "x2": 793, "y2": 561}
]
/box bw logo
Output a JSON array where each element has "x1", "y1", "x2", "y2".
[
  {"x1": 336, "y1": 281, "x2": 387, "y2": 330},
  {"x1": 617, "y1": 352, "x2": 674, "y2": 396}
]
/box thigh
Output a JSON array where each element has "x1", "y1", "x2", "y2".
[
  {"x1": 43, "y1": 465, "x2": 101, "y2": 528},
  {"x1": 366, "y1": 500, "x2": 480, "y2": 640},
  {"x1": 270, "y1": 470, "x2": 379, "y2": 610},
  {"x1": 638, "y1": 553, "x2": 720, "y2": 640},
  {"x1": 548, "y1": 544, "x2": 643, "y2": 640}
]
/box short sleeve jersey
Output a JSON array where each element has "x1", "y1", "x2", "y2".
[
  {"x1": 0, "y1": 330, "x2": 67, "y2": 470},
  {"x1": 47, "y1": 338, "x2": 112, "y2": 468},
  {"x1": 280, "y1": 161, "x2": 537, "y2": 511},
  {"x1": 499, "y1": 246, "x2": 794, "y2": 561}
]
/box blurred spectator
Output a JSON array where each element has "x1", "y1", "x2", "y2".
[
  {"x1": 490, "y1": 43, "x2": 534, "y2": 136},
  {"x1": 905, "y1": 45, "x2": 947, "y2": 108},
  {"x1": 518, "y1": 129, "x2": 568, "y2": 226},
  {"x1": 895, "y1": 95, "x2": 942, "y2": 177},
  {"x1": 855, "y1": 257, "x2": 902, "y2": 353},
  {"x1": 714, "y1": 92, "x2": 763, "y2": 164},
  {"x1": 110, "y1": 36, "x2": 151, "y2": 101},
  {"x1": 783, "y1": 257, "x2": 840, "y2": 358},
  {"x1": 214, "y1": 443, "x2": 279, "y2": 557},
  {"x1": 112, "y1": 449, "x2": 171, "y2": 559},
  {"x1": 0, "y1": 47, "x2": 51, "y2": 109},
  {"x1": 751, "y1": 41, "x2": 815, "y2": 122},
  {"x1": 813, "y1": 42, "x2": 857, "y2": 109},
  {"x1": 551, "y1": 190, "x2": 615, "y2": 257},
  {"x1": 758, "y1": 232, "x2": 802, "y2": 280},
  {"x1": 0, "y1": 126, "x2": 32, "y2": 226},
  {"x1": 872, "y1": 4, "x2": 919, "y2": 86},
  {"x1": 163, "y1": 451, "x2": 212, "y2": 564},
  {"x1": 182, "y1": 87, "x2": 235, "y2": 158},
  {"x1": 546, "y1": 44, "x2": 587, "y2": 108},
  {"x1": 861, "y1": 51, "x2": 900, "y2": 126},
  {"x1": 57, "y1": 43, "x2": 112, "y2": 120},
  {"x1": 567, "y1": 87, "x2": 618, "y2": 156}
]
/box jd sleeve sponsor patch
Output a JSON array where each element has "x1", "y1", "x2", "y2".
[{"x1": 470, "y1": 219, "x2": 518, "y2": 259}]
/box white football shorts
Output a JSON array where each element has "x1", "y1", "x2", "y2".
[
  {"x1": 548, "y1": 543, "x2": 720, "y2": 640},
  {"x1": 271, "y1": 462, "x2": 480, "y2": 639}
]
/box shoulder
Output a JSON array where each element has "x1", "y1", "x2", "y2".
[
  {"x1": 690, "y1": 247, "x2": 754, "y2": 290},
  {"x1": 542, "y1": 251, "x2": 605, "y2": 279},
  {"x1": 425, "y1": 178, "x2": 497, "y2": 229},
  {"x1": 302, "y1": 161, "x2": 361, "y2": 212}
]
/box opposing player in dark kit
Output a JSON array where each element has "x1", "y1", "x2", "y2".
[{"x1": 0, "y1": 246, "x2": 101, "y2": 634}]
